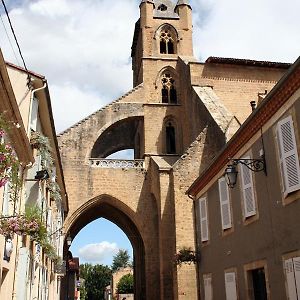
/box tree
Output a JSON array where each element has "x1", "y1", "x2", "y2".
[
  {"x1": 79, "y1": 263, "x2": 111, "y2": 300},
  {"x1": 111, "y1": 249, "x2": 130, "y2": 272},
  {"x1": 117, "y1": 273, "x2": 134, "y2": 294}
]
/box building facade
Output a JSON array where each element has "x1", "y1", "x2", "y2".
[
  {"x1": 57, "y1": 1, "x2": 291, "y2": 299},
  {"x1": 0, "y1": 49, "x2": 68, "y2": 300},
  {"x1": 188, "y1": 58, "x2": 300, "y2": 299}
]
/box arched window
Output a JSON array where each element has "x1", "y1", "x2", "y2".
[
  {"x1": 166, "y1": 122, "x2": 176, "y2": 154},
  {"x1": 159, "y1": 28, "x2": 175, "y2": 54},
  {"x1": 161, "y1": 73, "x2": 177, "y2": 104}
]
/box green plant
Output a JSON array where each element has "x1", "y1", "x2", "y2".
[
  {"x1": 174, "y1": 247, "x2": 198, "y2": 266},
  {"x1": 117, "y1": 273, "x2": 134, "y2": 294},
  {"x1": 30, "y1": 132, "x2": 54, "y2": 173}
]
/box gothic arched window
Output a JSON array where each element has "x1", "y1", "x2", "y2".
[
  {"x1": 161, "y1": 73, "x2": 177, "y2": 104},
  {"x1": 160, "y1": 28, "x2": 175, "y2": 54},
  {"x1": 166, "y1": 122, "x2": 176, "y2": 154}
]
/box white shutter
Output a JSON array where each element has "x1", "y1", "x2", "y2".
[
  {"x1": 204, "y1": 275, "x2": 213, "y2": 300},
  {"x1": 16, "y1": 247, "x2": 30, "y2": 300},
  {"x1": 30, "y1": 97, "x2": 39, "y2": 131},
  {"x1": 277, "y1": 116, "x2": 300, "y2": 195},
  {"x1": 285, "y1": 258, "x2": 297, "y2": 300},
  {"x1": 199, "y1": 197, "x2": 209, "y2": 242},
  {"x1": 293, "y1": 257, "x2": 300, "y2": 298},
  {"x1": 240, "y1": 156, "x2": 256, "y2": 218},
  {"x1": 2, "y1": 182, "x2": 10, "y2": 215},
  {"x1": 225, "y1": 272, "x2": 237, "y2": 300},
  {"x1": 218, "y1": 177, "x2": 232, "y2": 230}
]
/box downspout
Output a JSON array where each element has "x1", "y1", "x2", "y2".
[{"x1": 27, "y1": 80, "x2": 47, "y2": 134}]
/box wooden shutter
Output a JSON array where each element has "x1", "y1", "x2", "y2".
[
  {"x1": 16, "y1": 247, "x2": 30, "y2": 300},
  {"x1": 277, "y1": 116, "x2": 300, "y2": 195},
  {"x1": 204, "y1": 275, "x2": 213, "y2": 300},
  {"x1": 293, "y1": 257, "x2": 300, "y2": 298},
  {"x1": 199, "y1": 197, "x2": 209, "y2": 242},
  {"x1": 225, "y1": 272, "x2": 237, "y2": 300},
  {"x1": 218, "y1": 177, "x2": 232, "y2": 230},
  {"x1": 285, "y1": 258, "x2": 297, "y2": 300},
  {"x1": 240, "y1": 156, "x2": 256, "y2": 218},
  {"x1": 30, "y1": 97, "x2": 39, "y2": 131}
]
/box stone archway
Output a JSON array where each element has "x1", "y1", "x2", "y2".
[{"x1": 62, "y1": 195, "x2": 146, "y2": 300}]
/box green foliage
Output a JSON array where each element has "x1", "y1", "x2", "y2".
[
  {"x1": 117, "y1": 274, "x2": 134, "y2": 294},
  {"x1": 111, "y1": 249, "x2": 130, "y2": 272},
  {"x1": 79, "y1": 263, "x2": 112, "y2": 300}
]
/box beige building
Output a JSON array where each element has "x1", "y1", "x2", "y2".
[
  {"x1": 57, "y1": 1, "x2": 291, "y2": 299},
  {"x1": 188, "y1": 57, "x2": 300, "y2": 299},
  {"x1": 0, "y1": 49, "x2": 68, "y2": 300}
]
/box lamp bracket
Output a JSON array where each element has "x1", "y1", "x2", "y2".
[{"x1": 231, "y1": 157, "x2": 266, "y2": 174}]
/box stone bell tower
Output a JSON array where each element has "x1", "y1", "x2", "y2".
[{"x1": 132, "y1": 0, "x2": 193, "y2": 87}]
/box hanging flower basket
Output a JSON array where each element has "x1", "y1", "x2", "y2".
[{"x1": 174, "y1": 247, "x2": 198, "y2": 266}]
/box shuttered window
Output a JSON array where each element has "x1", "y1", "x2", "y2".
[
  {"x1": 225, "y1": 272, "x2": 238, "y2": 300},
  {"x1": 277, "y1": 116, "x2": 300, "y2": 196},
  {"x1": 199, "y1": 197, "x2": 209, "y2": 242},
  {"x1": 240, "y1": 156, "x2": 256, "y2": 218},
  {"x1": 218, "y1": 177, "x2": 232, "y2": 230},
  {"x1": 204, "y1": 274, "x2": 213, "y2": 300},
  {"x1": 284, "y1": 256, "x2": 300, "y2": 300}
]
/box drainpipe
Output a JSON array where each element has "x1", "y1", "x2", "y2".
[{"x1": 27, "y1": 80, "x2": 47, "y2": 134}]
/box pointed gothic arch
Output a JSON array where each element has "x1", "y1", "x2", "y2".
[
  {"x1": 162, "y1": 116, "x2": 181, "y2": 154},
  {"x1": 155, "y1": 67, "x2": 179, "y2": 104},
  {"x1": 62, "y1": 194, "x2": 148, "y2": 300},
  {"x1": 154, "y1": 24, "x2": 178, "y2": 55}
]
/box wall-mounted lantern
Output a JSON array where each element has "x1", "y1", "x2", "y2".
[{"x1": 224, "y1": 157, "x2": 266, "y2": 188}]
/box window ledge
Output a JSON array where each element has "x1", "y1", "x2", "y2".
[{"x1": 143, "y1": 103, "x2": 181, "y2": 107}]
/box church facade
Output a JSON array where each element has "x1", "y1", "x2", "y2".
[{"x1": 58, "y1": 1, "x2": 291, "y2": 299}]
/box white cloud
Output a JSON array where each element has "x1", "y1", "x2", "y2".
[
  {"x1": 78, "y1": 241, "x2": 119, "y2": 263},
  {"x1": 1, "y1": 0, "x2": 299, "y2": 133}
]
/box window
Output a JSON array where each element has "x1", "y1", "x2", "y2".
[
  {"x1": 160, "y1": 28, "x2": 175, "y2": 54},
  {"x1": 166, "y1": 122, "x2": 176, "y2": 154},
  {"x1": 158, "y1": 4, "x2": 167, "y2": 11},
  {"x1": 225, "y1": 272, "x2": 238, "y2": 300},
  {"x1": 284, "y1": 256, "x2": 300, "y2": 299},
  {"x1": 277, "y1": 115, "x2": 300, "y2": 196},
  {"x1": 203, "y1": 274, "x2": 213, "y2": 300},
  {"x1": 249, "y1": 268, "x2": 268, "y2": 300},
  {"x1": 161, "y1": 73, "x2": 177, "y2": 104},
  {"x1": 218, "y1": 177, "x2": 232, "y2": 230},
  {"x1": 240, "y1": 156, "x2": 256, "y2": 218},
  {"x1": 199, "y1": 197, "x2": 209, "y2": 242}
]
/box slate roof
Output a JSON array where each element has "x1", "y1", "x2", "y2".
[{"x1": 153, "y1": 0, "x2": 179, "y2": 19}]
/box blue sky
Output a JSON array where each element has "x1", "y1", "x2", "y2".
[
  {"x1": 1, "y1": 0, "x2": 300, "y2": 266},
  {"x1": 69, "y1": 218, "x2": 133, "y2": 266}
]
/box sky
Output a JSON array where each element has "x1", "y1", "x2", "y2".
[{"x1": 1, "y1": 0, "x2": 300, "y2": 266}]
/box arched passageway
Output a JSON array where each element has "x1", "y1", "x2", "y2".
[{"x1": 61, "y1": 196, "x2": 146, "y2": 300}]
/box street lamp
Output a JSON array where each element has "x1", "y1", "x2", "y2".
[
  {"x1": 224, "y1": 157, "x2": 266, "y2": 188},
  {"x1": 66, "y1": 235, "x2": 72, "y2": 247}
]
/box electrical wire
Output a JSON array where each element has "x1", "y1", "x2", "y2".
[
  {"x1": 0, "y1": 13, "x2": 20, "y2": 66},
  {"x1": 1, "y1": 0, "x2": 31, "y2": 82}
]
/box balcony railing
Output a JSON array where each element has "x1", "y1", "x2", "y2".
[{"x1": 89, "y1": 159, "x2": 144, "y2": 169}]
